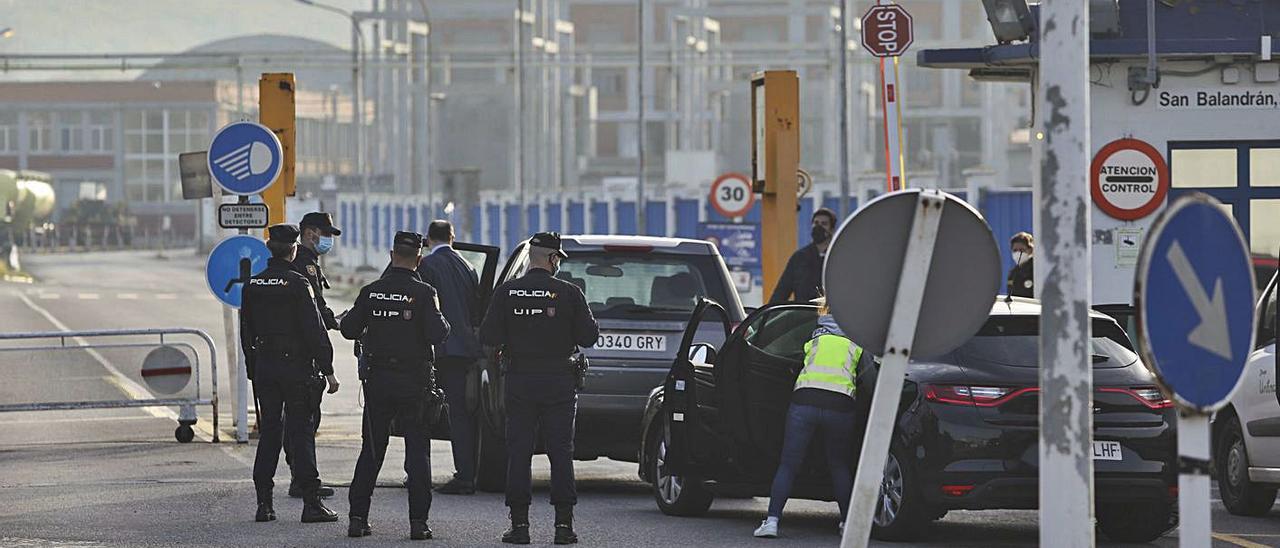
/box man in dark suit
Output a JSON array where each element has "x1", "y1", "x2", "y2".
[{"x1": 417, "y1": 220, "x2": 484, "y2": 495}]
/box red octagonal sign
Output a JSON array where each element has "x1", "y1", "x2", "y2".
[{"x1": 862, "y1": 4, "x2": 914, "y2": 58}]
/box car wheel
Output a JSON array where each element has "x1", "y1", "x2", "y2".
[
  {"x1": 870, "y1": 446, "x2": 929, "y2": 541},
  {"x1": 1217, "y1": 415, "x2": 1277, "y2": 516},
  {"x1": 475, "y1": 416, "x2": 507, "y2": 493},
  {"x1": 648, "y1": 423, "x2": 713, "y2": 517},
  {"x1": 1097, "y1": 501, "x2": 1176, "y2": 543}
]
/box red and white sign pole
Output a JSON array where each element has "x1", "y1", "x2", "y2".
[{"x1": 863, "y1": 2, "x2": 913, "y2": 193}]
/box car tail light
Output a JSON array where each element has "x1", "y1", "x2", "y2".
[
  {"x1": 1098, "y1": 387, "x2": 1174, "y2": 410},
  {"x1": 923, "y1": 384, "x2": 1035, "y2": 407},
  {"x1": 603, "y1": 244, "x2": 654, "y2": 253},
  {"x1": 941, "y1": 485, "x2": 975, "y2": 497}
]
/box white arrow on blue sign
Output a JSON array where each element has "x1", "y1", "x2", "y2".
[
  {"x1": 1136, "y1": 194, "x2": 1257, "y2": 412},
  {"x1": 207, "y1": 121, "x2": 283, "y2": 196},
  {"x1": 205, "y1": 235, "x2": 271, "y2": 309}
]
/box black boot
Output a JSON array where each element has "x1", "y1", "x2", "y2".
[
  {"x1": 410, "y1": 519, "x2": 433, "y2": 540},
  {"x1": 301, "y1": 496, "x2": 339, "y2": 523},
  {"x1": 554, "y1": 504, "x2": 578, "y2": 545},
  {"x1": 348, "y1": 515, "x2": 372, "y2": 537},
  {"x1": 501, "y1": 506, "x2": 530, "y2": 544},
  {"x1": 290, "y1": 481, "x2": 335, "y2": 498},
  {"x1": 255, "y1": 501, "x2": 276, "y2": 523},
  {"x1": 435, "y1": 477, "x2": 475, "y2": 495}
]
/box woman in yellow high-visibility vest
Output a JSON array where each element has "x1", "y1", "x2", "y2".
[{"x1": 754, "y1": 298, "x2": 874, "y2": 539}]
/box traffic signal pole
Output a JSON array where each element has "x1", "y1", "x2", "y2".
[
  {"x1": 259, "y1": 73, "x2": 297, "y2": 232},
  {"x1": 1037, "y1": 2, "x2": 1094, "y2": 546},
  {"x1": 751, "y1": 71, "x2": 799, "y2": 300}
]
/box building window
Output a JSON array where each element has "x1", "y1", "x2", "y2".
[
  {"x1": 89, "y1": 111, "x2": 114, "y2": 153},
  {"x1": 58, "y1": 111, "x2": 87, "y2": 153},
  {"x1": 0, "y1": 112, "x2": 16, "y2": 153},
  {"x1": 27, "y1": 112, "x2": 53, "y2": 153},
  {"x1": 125, "y1": 109, "x2": 203, "y2": 203}
]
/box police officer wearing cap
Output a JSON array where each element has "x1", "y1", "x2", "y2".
[
  {"x1": 241, "y1": 224, "x2": 340, "y2": 524},
  {"x1": 341, "y1": 231, "x2": 450, "y2": 540},
  {"x1": 283, "y1": 211, "x2": 342, "y2": 499},
  {"x1": 480, "y1": 232, "x2": 599, "y2": 545}
]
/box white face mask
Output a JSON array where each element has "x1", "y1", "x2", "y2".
[{"x1": 1014, "y1": 251, "x2": 1031, "y2": 266}]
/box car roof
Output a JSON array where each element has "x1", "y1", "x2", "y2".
[
  {"x1": 990, "y1": 296, "x2": 1114, "y2": 321},
  {"x1": 557, "y1": 235, "x2": 718, "y2": 255}
]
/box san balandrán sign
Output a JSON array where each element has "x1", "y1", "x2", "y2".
[{"x1": 1158, "y1": 88, "x2": 1279, "y2": 110}]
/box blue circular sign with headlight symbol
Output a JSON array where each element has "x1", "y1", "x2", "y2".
[
  {"x1": 207, "y1": 121, "x2": 282, "y2": 195},
  {"x1": 1136, "y1": 194, "x2": 1257, "y2": 412}
]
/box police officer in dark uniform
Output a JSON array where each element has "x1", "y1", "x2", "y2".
[
  {"x1": 284, "y1": 211, "x2": 342, "y2": 499},
  {"x1": 240, "y1": 224, "x2": 339, "y2": 524},
  {"x1": 479, "y1": 232, "x2": 600, "y2": 545},
  {"x1": 341, "y1": 231, "x2": 450, "y2": 541}
]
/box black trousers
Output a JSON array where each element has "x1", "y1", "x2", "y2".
[
  {"x1": 283, "y1": 376, "x2": 324, "y2": 473},
  {"x1": 504, "y1": 372, "x2": 577, "y2": 508},
  {"x1": 349, "y1": 373, "x2": 433, "y2": 520},
  {"x1": 253, "y1": 363, "x2": 320, "y2": 500}
]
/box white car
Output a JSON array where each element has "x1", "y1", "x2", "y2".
[{"x1": 1214, "y1": 271, "x2": 1280, "y2": 516}]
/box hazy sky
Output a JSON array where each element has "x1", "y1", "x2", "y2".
[{"x1": 0, "y1": 0, "x2": 370, "y2": 54}]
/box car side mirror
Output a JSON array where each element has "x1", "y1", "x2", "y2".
[{"x1": 688, "y1": 343, "x2": 717, "y2": 365}]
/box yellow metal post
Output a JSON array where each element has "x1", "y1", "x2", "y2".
[
  {"x1": 751, "y1": 71, "x2": 800, "y2": 300},
  {"x1": 259, "y1": 73, "x2": 296, "y2": 235}
]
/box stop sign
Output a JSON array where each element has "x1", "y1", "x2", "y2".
[{"x1": 861, "y1": 4, "x2": 914, "y2": 58}]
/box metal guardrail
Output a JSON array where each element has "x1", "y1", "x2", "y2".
[{"x1": 0, "y1": 328, "x2": 220, "y2": 443}]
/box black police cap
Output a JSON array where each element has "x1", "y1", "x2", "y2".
[
  {"x1": 394, "y1": 231, "x2": 424, "y2": 249},
  {"x1": 267, "y1": 224, "x2": 300, "y2": 244},
  {"x1": 300, "y1": 211, "x2": 342, "y2": 236},
  {"x1": 530, "y1": 231, "x2": 568, "y2": 258}
]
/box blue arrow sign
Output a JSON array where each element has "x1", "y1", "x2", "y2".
[
  {"x1": 207, "y1": 121, "x2": 282, "y2": 196},
  {"x1": 1137, "y1": 195, "x2": 1256, "y2": 411},
  {"x1": 205, "y1": 235, "x2": 271, "y2": 309}
]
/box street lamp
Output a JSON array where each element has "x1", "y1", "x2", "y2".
[
  {"x1": 294, "y1": 0, "x2": 371, "y2": 268},
  {"x1": 0, "y1": 27, "x2": 14, "y2": 39}
]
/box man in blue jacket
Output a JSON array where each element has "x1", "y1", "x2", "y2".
[{"x1": 418, "y1": 220, "x2": 484, "y2": 495}]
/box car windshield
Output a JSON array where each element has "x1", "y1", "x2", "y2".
[
  {"x1": 554, "y1": 252, "x2": 732, "y2": 320},
  {"x1": 957, "y1": 316, "x2": 1140, "y2": 369}
]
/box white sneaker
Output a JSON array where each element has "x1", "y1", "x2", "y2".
[
  {"x1": 838, "y1": 521, "x2": 845, "y2": 535},
  {"x1": 754, "y1": 517, "x2": 779, "y2": 538}
]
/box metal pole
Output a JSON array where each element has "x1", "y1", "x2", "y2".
[
  {"x1": 636, "y1": 0, "x2": 646, "y2": 235},
  {"x1": 353, "y1": 19, "x2": 370, "y2": 267},
  {"x1": 1037, "y1": 0, "x2": 1093, "y2": 546},
  {"x1": 837, "y1": 0, "x2": 850, "y2": 217},
  {"x1": 516, "y1": 0, "x2": 528, "y2": 236}
]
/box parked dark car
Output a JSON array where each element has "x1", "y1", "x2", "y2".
[
  {"x1": 471, "y1": 236, "x2": 746, "y2": 492},
  {"x1": 640, "y1": 297, "x2": 1178, "y2": 542}
]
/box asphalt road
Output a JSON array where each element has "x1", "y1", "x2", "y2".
[{"x1": 3, "y1": 250, "x2": 1280, "y2": 547}]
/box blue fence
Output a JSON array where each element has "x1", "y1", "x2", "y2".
[{"x1": 335, "y1": 189, "x2": 1034, "y2": 275}]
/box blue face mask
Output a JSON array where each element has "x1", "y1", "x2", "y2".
[{"x1": 316, "y1": 236, "x2": 334, "y2": 255}]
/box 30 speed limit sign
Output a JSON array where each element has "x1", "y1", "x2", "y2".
[{"x1": 710, "y1": 172, "x2": 755, "y2": 218}]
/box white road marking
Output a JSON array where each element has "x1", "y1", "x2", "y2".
[
  {"x1": 155, "y1": 293, "x2": 178, "y2": 300},
  {"x1": 116, "y1": 293, "x2": 139, "y2": 300},
  {"x1": 77, "y1": 293, "x2": 100, "y2": 300},
  {"x1": 36, "y1": 293, "x2": 60, "y2": 300}
]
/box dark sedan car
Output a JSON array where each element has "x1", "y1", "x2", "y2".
[{"x1": 639, "y1": 297, "x2": 1178, "y2": 542}]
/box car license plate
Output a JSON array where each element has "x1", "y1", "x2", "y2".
[
  {"x1": 594, "y1": 333, "x2": 667, "y2": 352},
  {"x1": 1092, "y1": 440, "x2": 1122, "y2": 461}
]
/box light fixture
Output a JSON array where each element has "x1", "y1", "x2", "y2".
[
  {"x1": 0, "y1": 27, "x2": 14, "y2": 39},
  {"x1": 980, "y1": 0, "x2": 1034, "y2": 44}
]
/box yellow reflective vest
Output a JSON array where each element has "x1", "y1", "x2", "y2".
[{"x1": 796, "y1": 334, "x2": 861, "y2": 398}]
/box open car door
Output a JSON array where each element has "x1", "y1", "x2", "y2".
[
  {"x1": 715, "y1": 304, "x2": 819, "y2": 479},
  {"x1": 423, "y1": 242, "x2": 499, "y2": 442},
  {"x1": 662, "y1": 298, "x2": 732, "y2": 475}
]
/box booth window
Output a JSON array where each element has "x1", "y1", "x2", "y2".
[{"x1": 1171, "y1": 148, "x2": 1236, "y2": 188}]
